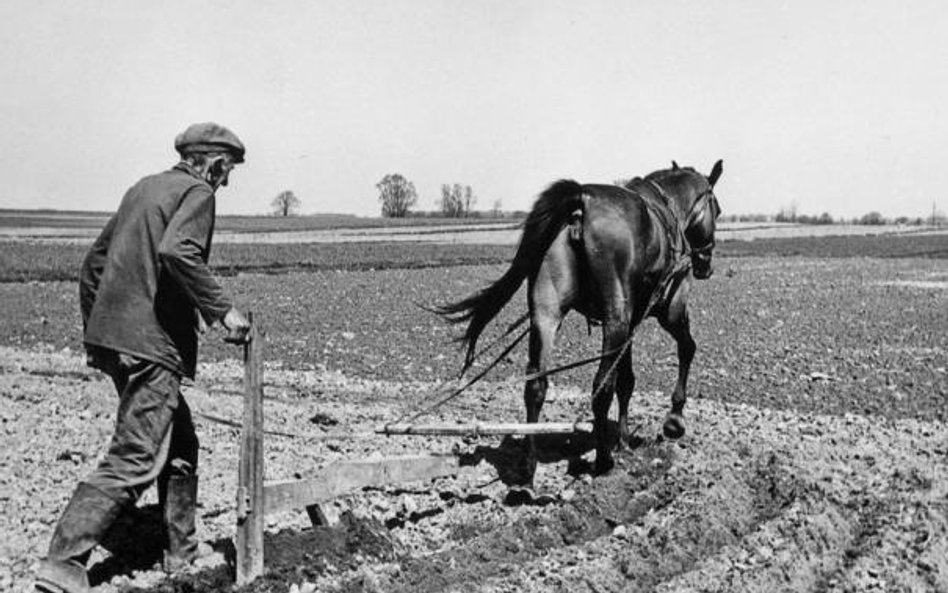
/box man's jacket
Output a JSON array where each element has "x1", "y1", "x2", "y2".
[{"x1": 80, "y1": 163, "x2": 232, "y2": 378}]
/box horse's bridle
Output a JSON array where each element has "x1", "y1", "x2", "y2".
[
  {"x1": 647, "y1": 178, "x2": 719, "y2": 260},
  {"x1": 683, "y1": 188, "x2": 719, "y2": 260}
]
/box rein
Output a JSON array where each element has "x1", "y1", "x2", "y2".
[
  {"x1": 396, "y1": 251, "x2": 694, "y2": 425},
  {"x1": 395, "y1": 326, "x2": 530, "y2": 424},
  {"x1": 524, "y1": 251, "x2": 692, "y2": 385}
]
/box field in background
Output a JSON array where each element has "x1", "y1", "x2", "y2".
[
  {"x1": 1, "y1": 232, "x2": 945, "y2": 283},
  {"x1": 3, "y1": 208, "x2": 945, "y2": 243},
  {"x1": 0, "y1": 210, "x2": 516, "y2": 234},
  {"x1": 0, "y1": 242, "x2": 517, "y2": 282}
]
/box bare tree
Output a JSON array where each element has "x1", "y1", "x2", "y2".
[
  {"x1": 271, "y1": 190, "x2": 301, "y2": 217},
  {"x1": 463, "y1": 185, "x2": 476, "y2": 215},
  {"x1": 377, "y1": 174, "x2": 418, "y2": 218},
  {"x1": 775, "y1": 203, "x2": 799, "y2": 223},
  {"x1": 932, "y1": 203, "x2": 946, "y2": 227},
  {"x1": 491, "y1": 198, "x2": 503, "y2": 217},
  {"x1": 439, "y1": 183, "x2": 476, "y2": 218},
  {"x1": 440, "y1": 184, "x2": 463, "y2": 217}
]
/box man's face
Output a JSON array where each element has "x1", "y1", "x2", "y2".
[{"x1": 206, "y1": 155, "x2": 236, "y2": 189}]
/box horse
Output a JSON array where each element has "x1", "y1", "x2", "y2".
[{"x1": 437, "y1": 160, "x2": 723, "y2": 477}]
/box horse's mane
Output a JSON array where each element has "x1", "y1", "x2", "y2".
[
  {"x1": 644, "y1": 166, "x2": 697, "y2": 183},
  {"x1": 620, "y1": 166, "x2": 706, "y2": 228},
  {"x1": 622, "y1": 165, "x2": 698, "y2": 189}
]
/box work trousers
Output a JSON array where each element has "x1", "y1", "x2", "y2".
[{"x1": 86, "y1": 351, "x2": 198, "y2": 506}]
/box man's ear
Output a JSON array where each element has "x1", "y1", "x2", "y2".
[
  {"x1": 208, "y1": 155, "x2": 226, "y2": 175},
  {"x1": 203, "y1": 155, "x2": 229, "y2": 188}
]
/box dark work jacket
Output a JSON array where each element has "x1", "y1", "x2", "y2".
[{"x1": 80, "y1": 163, "x2": 233, "y2": 378}]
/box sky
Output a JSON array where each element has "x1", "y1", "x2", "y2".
[{"x1": 1, "y1": 0, "x2": 946, "y2": 219}]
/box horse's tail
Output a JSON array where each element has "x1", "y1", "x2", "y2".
[{"x1": 437, "y1": 179, "x2": 585, "y2": 370}]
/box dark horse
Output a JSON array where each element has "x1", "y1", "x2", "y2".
[{"x1": 438, "y1": 160, "x2": 723, "y2": 476}]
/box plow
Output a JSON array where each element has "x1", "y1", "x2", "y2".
[{"x1": 231, "y1": 315, "x2": 596, "y2": 585}]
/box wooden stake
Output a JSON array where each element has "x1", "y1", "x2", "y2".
[
  {"x1": 235, "y1": 316, "x2": 265, "y2": 585},
  {"x1": 376, "y1": 421, "x2": 593, "y2": 437}
]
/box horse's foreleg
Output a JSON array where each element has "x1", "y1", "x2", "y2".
[{"x1": 658, "y1": 303, "x2": 695, "y2": 440}]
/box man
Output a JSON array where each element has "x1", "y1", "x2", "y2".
[{"x1": 35, "y1": 122, "x2": 252, "y2": 593}]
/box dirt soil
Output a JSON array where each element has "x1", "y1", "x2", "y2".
[{"x1": 3, "y1": 341, "x2": 947, "y2": 593}]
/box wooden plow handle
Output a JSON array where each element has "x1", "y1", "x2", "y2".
[{"x1": 235, "y1": 314, "x2": 265, "y2": 585}]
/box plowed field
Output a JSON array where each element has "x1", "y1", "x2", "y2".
[{"x1": 2, "y1": 255, "x2": 947, "y2": 592}]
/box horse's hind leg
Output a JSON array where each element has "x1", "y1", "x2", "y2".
[
  {"x1": 658, "y1": 291, "x2": 696, "y2": 440},
  {"x1": 615, "y1": 348, "x2": 636, "y2": 449},
  {"x1": 592, "y1": 313, "x2": 630, "y2": 474},
  {"x1": 524, "y1": 311, "x2": 557, "y2": 424},
  {"x1": 520, "y1": 308, "x2": 559, "y2": 486}
]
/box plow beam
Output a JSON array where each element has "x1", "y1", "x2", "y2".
[{"x1": 377, "y1": 421, "x2": 593, "y2": 437}]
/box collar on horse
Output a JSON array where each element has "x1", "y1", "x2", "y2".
[
  {"x1": 642, "y1": 178, "x2": 718, "y2": 308},
  {"x1": 644, "y1": 179, "x2": 689, "y2": 258}
]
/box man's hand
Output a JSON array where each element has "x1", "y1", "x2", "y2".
[
  {"x1": 222, "y1": 307, "x2": 251, "y2": 344},
  {"x1": 196, "y1": 309, "x2": 209, "y2": 334}
]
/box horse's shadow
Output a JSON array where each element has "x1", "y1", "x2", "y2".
[{"x1": 458, "y1": 419, "x2": 642, "y2": 486}]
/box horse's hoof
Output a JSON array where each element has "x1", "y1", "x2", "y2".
[
  {"x1": 504, "y1": 486, "x2": 535, "y2": 506},
  {"x1": 504, "y1": 487, "x2": 556, "y2": 507},
  {"x1": 594, "y1": 455, "x2": 615, "y2": 476},
  {"x1": 662, "y1": 414, "x2": 686, "y2": 440}
]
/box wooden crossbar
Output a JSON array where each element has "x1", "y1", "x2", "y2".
[{"x1": 264, "y1": 454, "x2": 459, "y2": 516}]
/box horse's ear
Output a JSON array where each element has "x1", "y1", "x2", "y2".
[
  {"x1": 672, "y1": 160, "x2": 679, "y2": 170},
  {"x1": 708, "y1": 159, "x2": 723, "y2": 187}
]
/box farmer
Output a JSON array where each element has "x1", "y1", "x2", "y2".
[{"x1": 36, "y1": 122, "x2": 252, "y2": 593}]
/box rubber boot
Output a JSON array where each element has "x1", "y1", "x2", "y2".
[
  {"x1": 35, "y1": 483, "x2": 125, "y2": 593},
  {"x1": 162, "y1": 474, "x2": 199, "y2": 572}
]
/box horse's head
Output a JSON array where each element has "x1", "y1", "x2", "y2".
[
  {"x1": 655, "y1": 160, "x2": 723, "y2": 279},
  {"x1": 684, "y1": 160, "x2": 723, "y2": 279}
]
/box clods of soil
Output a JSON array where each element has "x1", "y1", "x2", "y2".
[{"x1": 3, "y1": 346, "x2": 947, "y2": 592}]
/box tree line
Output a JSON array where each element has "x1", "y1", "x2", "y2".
[
  {"x1": 269, "y1": 175, "x2": 945, "y2": 224},
  {"x1": 376, "y1": 173, "x2": 489, "y2": 218},
  {"x1": 724, "y1": 209, "x2": 944, "y2": 226},
  {"x1": 265, "y1": 175, "x2": 493, "y2": 218}
]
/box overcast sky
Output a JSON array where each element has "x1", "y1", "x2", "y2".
[{"x1": 1, "y1": 1, "x2": 946, "y2": 219}]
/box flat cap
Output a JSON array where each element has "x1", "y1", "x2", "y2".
[{"x1": 174, "y1": 122, "x2": 245, "y2": 163}]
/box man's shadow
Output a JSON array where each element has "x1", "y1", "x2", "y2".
[
  {"x1": 88, "y1": 507, "x2": 397, "y2": 591},
  {"x1": 87, "y1": 504, "x2": 232, "y2": 589}
]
